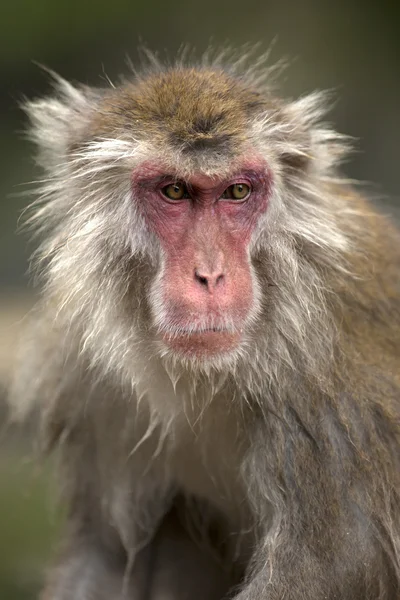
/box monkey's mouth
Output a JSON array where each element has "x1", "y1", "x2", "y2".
[
  {"x1": 190, "y1": 327, "x2": 226, "y2": 333},
  {"x1": 159, "y1": 327, "x2": 241, "y2": 357}
]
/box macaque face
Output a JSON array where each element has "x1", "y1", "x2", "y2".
[{"x1": 132, "y1": 158, "x2": 271, "y2": 359}]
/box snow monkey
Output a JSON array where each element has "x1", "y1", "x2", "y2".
[{"x1": 10, "y1": 52, "x2": 400, "y2": 599}]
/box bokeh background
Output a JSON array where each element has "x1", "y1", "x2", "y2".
[{"x1": 1, "y1": 1, "x2": 399, "y2": 597}]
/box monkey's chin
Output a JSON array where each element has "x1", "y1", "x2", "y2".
[{"x1": 161, "y1": 331, "x2": 241, "y2": 359}]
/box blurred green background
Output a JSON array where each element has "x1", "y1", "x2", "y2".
[{"x1": 1, "y1": 0, "x2": 399, "y2": 597}]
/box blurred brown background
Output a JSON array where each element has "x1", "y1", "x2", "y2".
[{"x1": 1, "y1": 0, "x2": 399, "y2": 597}]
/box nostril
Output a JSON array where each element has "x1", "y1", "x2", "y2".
[
  {"x1": 196, "y1": 271, "x2": 208, "y2": 287},
  {"x1": 216, "y1": 274, "x2": 224, "y2": 286}
]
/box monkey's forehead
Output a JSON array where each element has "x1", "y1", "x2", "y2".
[{"x1": 90, "y1": 68, "x2": 272, "y2": 156}]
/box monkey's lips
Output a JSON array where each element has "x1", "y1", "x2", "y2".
[{"x1": 160, "y1": 328, "x2": 241, "y2": 357}]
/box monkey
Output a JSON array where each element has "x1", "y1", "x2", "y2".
[{"x1": 8, "y1": 51, "x2": 400, "y2": 600}]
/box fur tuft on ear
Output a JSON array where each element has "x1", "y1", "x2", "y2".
[
  {"x1": 278, "y1": 92, "x2": 352, "y2": 174},
  {"x1": 23, "y1": 72, "x2": 102, "y2": 170}
]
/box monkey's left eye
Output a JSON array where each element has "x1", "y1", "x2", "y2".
[
  {"x1": 221, "y1": 183, "x2": 251, "y2": 201},
  {"x1": 162, "y1": 182, "x2": 189, "y2": 201}
]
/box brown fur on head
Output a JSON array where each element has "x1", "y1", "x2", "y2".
[{"x1": 93, "y1": 68, "x2": 268, "y2": 152}]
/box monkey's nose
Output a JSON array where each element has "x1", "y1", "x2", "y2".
[{"x1": 194, "y1": 268, "x2": 225, "y2": 292}]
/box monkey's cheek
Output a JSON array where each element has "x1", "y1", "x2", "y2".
[{"x1": 160, "y1": 331, "x2": 241, "y2": 358}]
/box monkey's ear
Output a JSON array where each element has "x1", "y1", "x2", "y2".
[
  {"x1": 24, "y1": 73, "x2": 101, "y2": 171},
  {"x1": 279, "y1": 92, "x2": 350, "y2": 174}
]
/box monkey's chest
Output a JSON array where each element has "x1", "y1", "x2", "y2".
[{"x1": 168, "y1": 418, "x2": 250, "y2": 528}]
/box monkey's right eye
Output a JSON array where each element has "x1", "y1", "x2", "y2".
[{"x1": 162, "y1": 182, "x2": 189, "y2": 201}]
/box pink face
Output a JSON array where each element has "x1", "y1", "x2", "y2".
[{"x1": 132, "y1": 158, "x2": 271, "y2": 359}]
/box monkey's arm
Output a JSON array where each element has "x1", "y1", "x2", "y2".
[
  {"x1": 41, "y1": 541, "x2": 151, "y2": 600},
  {"x1": 41, "y1": 510, "x2": 232, "y2": 600},
  {"x1": 38, "y1": 415, "x2": 232, "y2": 600},
  {"x1": 235, "y1": 388, "x2": 400, "y2": 600}
]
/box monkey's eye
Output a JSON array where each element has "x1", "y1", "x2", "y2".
[
  {"x1": 221, "y1": 183, "x2": 251, "y2": 201},
  {"x1": 162, "y1": 182, "x2": 188, "y2": 201}
]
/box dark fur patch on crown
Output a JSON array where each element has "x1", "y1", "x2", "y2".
[{"x1": 91, "y1": 67, "x2": 268, "y2": 155}]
